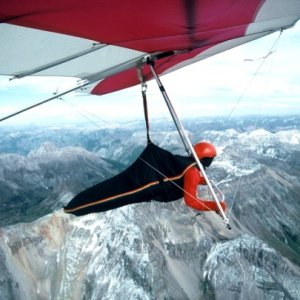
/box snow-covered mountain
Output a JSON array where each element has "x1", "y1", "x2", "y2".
[{"x1": 0, "y1": 116, "x2": 300, "y2": 299}]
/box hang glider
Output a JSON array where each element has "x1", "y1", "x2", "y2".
[{"x1": 1, "y1": 0, "x2": 300, "y2": 95}]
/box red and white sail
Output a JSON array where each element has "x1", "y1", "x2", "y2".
[{"x1": 1, "y1": 0, "x2": 300, "y2": 95}]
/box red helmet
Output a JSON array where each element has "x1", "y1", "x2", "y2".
[{"x1": 193, "y1": 142, "x2": 217, "y2": 159}]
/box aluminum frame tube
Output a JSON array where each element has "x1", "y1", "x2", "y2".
[{"x1": 148, "y1": 63, "x2": 230, "y2": 229}]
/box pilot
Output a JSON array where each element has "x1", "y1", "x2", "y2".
[{"x1": 64, "y1": 142, "x2": 227, "y2": 216}]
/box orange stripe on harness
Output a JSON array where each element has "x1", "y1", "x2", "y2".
[
  {"x1": 64, "y1": 180, "x2": 160, "y2": 213},
  {"x1": 64, "y1": 162, "x2": 196, "y2": 213}
]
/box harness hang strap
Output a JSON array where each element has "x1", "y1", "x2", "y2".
[
  {"x1": 142, "y1": 83, "x2": 151, "y2": 144},
  {"x1": 137, "y1": 64, "x2": 151, "y2": 144}
]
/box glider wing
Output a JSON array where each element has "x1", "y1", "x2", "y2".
[{"x1": 1, "y1": 0, "x2": 300, "y2": 94}]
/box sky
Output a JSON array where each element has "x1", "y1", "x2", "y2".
[{"x1": 0, "y1": 21, "x2": 300, "y2": 126}]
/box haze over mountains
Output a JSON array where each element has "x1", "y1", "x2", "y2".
[{"x1": 0, "y1": 115, "x2": 299, "y2": 299}]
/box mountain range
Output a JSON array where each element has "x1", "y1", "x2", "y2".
[{"x1": 0, "y1": 115, "x2": 299, "y2": 299}]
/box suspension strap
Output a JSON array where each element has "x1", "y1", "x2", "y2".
[
  {"x1": 137, "y1": 64, "x2": 151, "y2": 144},
  {"x1": 142, "y1": 83, "x2": 151, "y2": 144}
]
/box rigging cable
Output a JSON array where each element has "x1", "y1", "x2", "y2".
[
  {"x1": 0, "y1": 80, "x2": 90, "y2": 123},
  {"x1": 226, "y1": 29, "x2": 283, "y2": 119},
  {"x1": 227, "y1": 29, "x2": 283, "y2": 215},
  {"x1": 60, "y1": 98, "x2": 113, "y2": 128}
]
